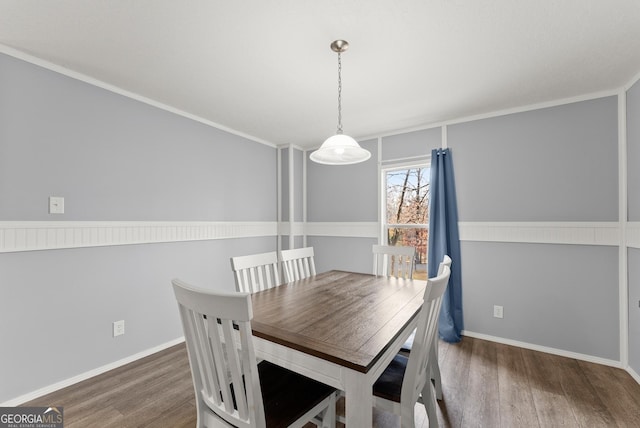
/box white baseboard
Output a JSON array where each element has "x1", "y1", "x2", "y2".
[
  {"x1": 461, "y1": 330, "x2": 622, "y2": 368},
  {"x1": 627, "y1": 366, "x2": 640, "y2": 384},
  {"x1": 1, "y1": 337, "x2": 185, "y2": 407}
]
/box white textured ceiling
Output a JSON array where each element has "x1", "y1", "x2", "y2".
[{"x1": 1, "y1": 0, "x2": 639, "y2": 148}]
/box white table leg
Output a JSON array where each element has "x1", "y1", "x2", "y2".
[{"x1": 344, "y1": 369, "x2": 372, "y2": 427}]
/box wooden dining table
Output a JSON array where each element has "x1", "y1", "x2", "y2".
[{"x1": 250, "y1": 270, "x2": 427, "y2": 427}]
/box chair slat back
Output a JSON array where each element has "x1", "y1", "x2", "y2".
[
  {"x1": 231, "y1": 251, "x2": 280, "y2": 293},
  {"x1": 372, "y1": 245, "x2": 416, "y2": 279},
  {"x1": 437, "y1": 254, "x2": 452, "y2": 275},
  {"x1": 280, "y1": 247, "x2": 316, "y2": 282},
  {"x1": 172, "y1": 279, "x2": 265, "y2": 428},
  {"x1": 401, "y1": 266, "x2": 451, "y2": 405}
]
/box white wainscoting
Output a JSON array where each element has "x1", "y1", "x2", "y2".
[
  {"x1": 300, "y1": 221, "x2": 626, "y2": 246},
  {"x1": 3, "y1": 221, "x2": 637, "y2": 253},
  {"x1": 458, "y1": 222, "x2": 621, "y2": 246},
  {"x1": 0, "y1": 221, "x2": 278, "y2": 253},
  {"x1": 304, "y1": 222, "x2": 378, "y2": 238}
]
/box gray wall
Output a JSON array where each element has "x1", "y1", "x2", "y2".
[
  {"x1": 0, "y1": 237, "x2": 275, "y2": 400},
  {"x1": 628, "y1": 81, "x2": 640, "y2": 221},
  {"x1": 280, "y1": 147, "x2": 289, "y2": 222},
  {"x1": 279, "y1": 147, "x2": 304, "y2": 249},
  {"x1": 307, "y1": 139, "x2": 378, "y2": 222},
  {"x1": 306, "y1": 139, "x2": 379, "y2": 272},
  {"x1": 309, "y1": 236, "x2": 377, "y2": 275},
  {"x1": 0, "y1": 55, "x2": 276, "y2": 221},
  {"x1": 294, "y1": 148, "x2": 304, "y2": 222},
  {"x1": 629, "y1": 248, "x2": 640, "y2": 374},
  {"x1": 628, "y1": 79, "x2": 640, "y2": 374},
  {"x1": 462, "y1": 241, "x2": 619, "y2": 359},
  {"x1": 449, "y1": 97, "x2": 620, "y2": 360},
  {"x1": 451, "y1": 97, "x2": 618, "y2": 222},
  {"x1": 0, "y1": 53, "x2": 277, "y2": 402},
  {"x1": 381, "y1": 127, "x2": 440, "y2": 161}
]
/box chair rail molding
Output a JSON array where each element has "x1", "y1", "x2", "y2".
[
  {"x1": 304, "y1": 222, "x2": 378, "y2": 238},
  {"x1": 277, "y1": 221, "x2": 305, "y2": 237},
  {"x1": 0, "y1": 221, "x2": 277, "y2": 253},
  {"x1": 459, "y1": 222, "x2": 620, "y2": 246},
  {"x1": 9, "y1": 221, "x2": 634, "y2": 252},
  {"x1": 627, "y1": 222, "x2": 640, "y2": 249}
]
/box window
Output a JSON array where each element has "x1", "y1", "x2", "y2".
[{"x1": 383, "y1": 165, "x2": 430, "y2": 279}]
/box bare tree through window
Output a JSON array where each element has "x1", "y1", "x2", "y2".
[{"x1": 385, "y1": 167, "x2": 429, "y2": 279}]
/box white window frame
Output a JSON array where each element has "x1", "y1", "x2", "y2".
[{"x1": 380, "y1": 160, "x2": 430, "y2": 267}]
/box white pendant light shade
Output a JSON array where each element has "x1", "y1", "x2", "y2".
[
  {"x1": 310, "y1": 40, "x2": 371, "y2": 166},
  {"x1": 310, "y1": 134, "x2": 371, "y2": 165}
]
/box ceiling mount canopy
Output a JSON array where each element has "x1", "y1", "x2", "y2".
[{"x1": 310, "y1": 40, "x2": 371, "y2": 165}]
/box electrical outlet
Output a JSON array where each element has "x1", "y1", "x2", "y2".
[
  {"x1": 49, "y1": 196, "x2": 65, "y2": 214},
  {"x1": 493, "y1": 305, "x2": 504, "y2": 319},
  {"x1": 113, "y1": 320, "x2": 125, "y2": 337}
]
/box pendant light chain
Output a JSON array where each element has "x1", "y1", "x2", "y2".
[
  {"x1": 337, "y1": 51, "x2": 343, "y2": 135},
  {"x1": 309, "y1": 39, "x2": 370, "y2": 165}
]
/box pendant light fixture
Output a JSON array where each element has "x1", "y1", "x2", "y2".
[{"x1": 310, "y1": 40, "x2": 371, "y2": 165}]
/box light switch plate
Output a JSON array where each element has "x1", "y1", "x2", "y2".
[
  {"x1": 113, "y1": 320, "x2": 125, "y2": 337},
  {"x1": 493, "y1": 305, "x2": 504, "y2": 319},
  {"x1": 49, "y1": 196, "x2": 64, "y2": 214}
]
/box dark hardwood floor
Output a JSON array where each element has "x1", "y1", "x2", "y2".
[{"x1": 24, "y1": 337, "x2": 640, "y2": 427}]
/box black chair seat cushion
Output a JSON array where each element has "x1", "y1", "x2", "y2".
[
  {"x1": 372, "y1": 354, "x2": 409, "y2": 403},
  {"x1": 258, "y1": 360, "x2": 334, "y2": 428}
]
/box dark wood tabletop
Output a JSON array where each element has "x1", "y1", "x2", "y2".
[{"x1": 250, "y1": 270, "x2": 427, "y2": 373}]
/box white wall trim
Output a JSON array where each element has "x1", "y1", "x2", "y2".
[
  {"x1": 0, "y1": 337, "x2": 185, "y2": 407},
  {"x1": 278, "y1": 221, "x2": 305, "y2": 237},
  {"x1": 356, "y1": 89, "x2": 620, "y2": 145},
  {"x1": 277, "y1": 147, "x2": 283, "y2": 253},
  {"x1": 288, "y1": 146, "x2": 295, "y2": 250},
  {"x1": 618, "y1": 91, "x2": 629, "y2": 367},
  {"x1": 380, "y1": 156, "x2": 431, "y2": 169},
  {"x1": 278, "y1": 143, "x2": 307, "y2": 151},
  {"x1": 625, "y1": 69, "x2": 640, "y2": 91},
  {"x1": 628, "y1": 366, "x2": 640, "y2": 384},
  {"x1": 459, "y1": 222, "x2": 620, "y2": 246},
  {"x1": 0, "y1": 221, "x2": 277, "y2": 253},
  {"x1": 377, "y1": 138, "x2": 383, "y2": 245},
  {"x1": 303, "y1": 149, "x2": 308, "y2": 248},
  {"x1": 305, "y1": 222, "x2": 378, "y2": 238},
  {"x1": 627, "y1": 222, "x2": 640, "y2": 249},
  {"x1": 462, "y1": 330, "x2": 622, "y2": 368},
  {"x1": 0, "y1": 44, "x2": 276, "y2": 149},
  {"x1": 282, "y1": 221, "x2": 638, "y2": 246},
  {"x1": 442, "y1": 125, "x2": 448, "y2": 149}
]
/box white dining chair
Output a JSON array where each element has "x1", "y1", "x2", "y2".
[
  {"x1": 400, "y1": 254, "x2": 452, "y2": 400},
  {"x1": 280, "y1": 247, "x2": 316, "y2": 282},
  {"x1": 372, "y1": 265, "x2": 451, "y2": 428},
  {"x1": 172, "y1": 278, "x2": 337, "y2": 428},
  {"x1": 372, "y1": 244, "x2": 416, "y2": 279},
  {"x1": 230, "y1": 251, "x2": 280, "y2": 293}
]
